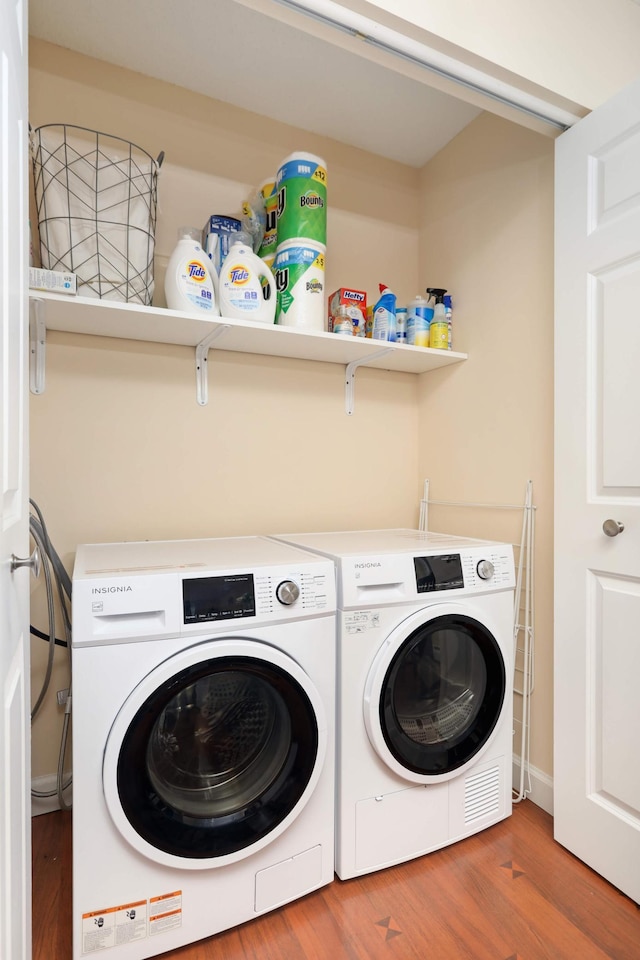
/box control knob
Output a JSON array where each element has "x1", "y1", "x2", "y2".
[
  {"x1": 276, "y1": 580, "x2": 300, "y2": 605},
  {"x1": 476, "y1": 559, "x2": 495, "y2": 580}
]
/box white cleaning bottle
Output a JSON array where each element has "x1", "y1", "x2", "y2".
[
  {"x1": 164, "y1": 227, "x2": 217, "y2": 315},
  {"x1": 218, "y1": 239, "x2": 277, "y2": 324}
]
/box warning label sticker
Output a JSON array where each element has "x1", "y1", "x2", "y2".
[
  {"x1": 149, "y1": 891, "x2": 182, "y2": 938},
  {"x1": 81, "y1": 900, "x2": 147, "y2": 954},
  {"x1": 344, "y1": 610, "x2": 380, "y2": 634},
  {"x1": 80, "y1": 891, "x2": 182, "y2": 953}
]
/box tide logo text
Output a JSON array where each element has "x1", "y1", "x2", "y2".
[
  {"x1": 229, "y1": 266, "x2": 250, "y2": 284},
  {"x1": 187, "y1": 261, "x2": 207, "y2": 281}
]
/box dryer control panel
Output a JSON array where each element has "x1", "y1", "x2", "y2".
[{"x1": 339, "y1": 543, "x2": 515, "y2": 610}]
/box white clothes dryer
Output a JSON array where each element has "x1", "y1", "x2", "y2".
[
  {"x1": 271, "y1": 529, "x2": 515, "y2": 880},
  {"x1": 71, "y1": 536, "x2": 336, "y2": 960}
]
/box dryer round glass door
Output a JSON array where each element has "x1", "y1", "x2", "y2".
[
  {"x1": 363, "y1": 605, "x2": 507, "y2": 783},
  {"x1": 102, "y1": 639, "x2": 327, "y2": 868}
]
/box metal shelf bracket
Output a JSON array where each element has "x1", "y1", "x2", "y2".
[
  {"x1": 345, "y1": 347, "x2": 393, "y2": 415},
  {"x1": 29, "y1": 298, "x2": 46, "y2": 395},
  {"x1": 195, "y1": 324, "x2": 231, "y2": 406}
]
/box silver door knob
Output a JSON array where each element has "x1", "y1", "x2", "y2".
[
  {"x1": 11, "y1": 546, "x2": 41, "y2": 578},
  {"x1": 603, "y1": 519, "x2": 624, "y2": 537}
]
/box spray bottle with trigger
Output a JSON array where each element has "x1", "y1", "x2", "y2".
[
  {"x1": 427, "y1": 288, "x2": 448, "y2": 349},
  {"x1": 443, "y1": 294, "x2": 453, "y2": 350}
]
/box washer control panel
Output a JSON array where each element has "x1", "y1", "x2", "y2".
[
  {"x1": 72, "y1": 537, "x2": 336, "y2": 646},
  {"x1": 183, "y1": 565, "x2": 332, "y2": 625},
  {"x1": 73, "y1": 562, "x2": 335, "y2": 646}
]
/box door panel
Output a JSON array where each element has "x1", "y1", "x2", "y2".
[
  {"x1": 590, "y1": 121, "x2": 640, "y2": 227},
  {"x1": 598, "y1": 260, "x2": 640, "y2": 487},
  {"x1": 0, "y1": 0, "x2": 30, "y2": 955},
  {"x1": 554, "y1": 74, "x2": 640, "y2": 903},
  {"x1": 592, "y1": 574, "x2": 640, "y2": 813}
]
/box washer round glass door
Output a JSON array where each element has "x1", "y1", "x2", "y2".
[
  {"x1": 363, "y1": 604, "x2": 506, "y2": 783},
  {"x1": 102, "y1": 638, "x2": 326, "y2": 869}
]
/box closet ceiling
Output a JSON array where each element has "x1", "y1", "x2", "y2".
[{"x1": 28, "y1": 0, "x2": 482, "y2": 167}]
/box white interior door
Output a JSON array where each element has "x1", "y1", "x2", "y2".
[
  {"x1": 555, "y1": 75, "x2": 640, "y2": 903},
  {"x1": 0, "y1": 0, "x2": 32, "y2": 957}
]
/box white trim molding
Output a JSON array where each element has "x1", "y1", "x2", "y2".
[{"x1": 513, "y1": 757, "x2": 553, "y2": 815}]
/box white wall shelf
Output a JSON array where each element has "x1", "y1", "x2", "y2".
[{"x1": 28, "y1": 291, "x2": 467, "y2": 412}]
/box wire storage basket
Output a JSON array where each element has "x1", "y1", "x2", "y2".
[{"x1": 30, "y1": 124, "x2": 163, "y2": 305}]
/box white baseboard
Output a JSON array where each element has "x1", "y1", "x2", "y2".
[
  {"x1": 31, "y1": 774, "x2": 71, "y2": 816},
  {"x1": 512, "y1": 757, "x2": 553, "y2": 815},
  {"x1": 33, "y1": 762, "x2": 551, "y2": 819}
]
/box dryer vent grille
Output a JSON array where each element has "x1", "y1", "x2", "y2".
[{"x1": 464, "y1": 764, "x2": 501, "y2": 824}]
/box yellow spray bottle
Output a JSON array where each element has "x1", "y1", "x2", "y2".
[{"x1": 427, "y1": 288, "x2": 448, "y2": 349}]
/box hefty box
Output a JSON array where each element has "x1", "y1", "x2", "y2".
[{"x1": 328, "y1": 287, "x2": 367, "y2": 335}]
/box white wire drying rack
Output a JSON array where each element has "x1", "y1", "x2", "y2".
[{"x1": 418, "y1": 478, "x2": 536, "y2": 803}]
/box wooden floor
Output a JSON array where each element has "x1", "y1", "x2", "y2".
[{"x1": 32, "y1": 801, "x2": 640, "y2": 960}]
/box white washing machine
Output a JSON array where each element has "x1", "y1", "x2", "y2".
[
  {"x1": 71, "y1": 536, "x2": 336, "y2": 960},
  {"x1": 271, "y1": 529, "x2": 515, "y2": 880}
]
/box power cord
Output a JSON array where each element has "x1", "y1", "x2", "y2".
[
  {"x1": 29, "y1": 499, "x2": 73, "y2": 811},
  {"x1": 31, "y1": 625, "x2": 68, "y2": 648}
]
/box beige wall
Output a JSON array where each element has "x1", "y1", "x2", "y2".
[
  {"x1": 416, "y1": 112, "x2": 555, "y2": 777},
  {"x1": 344, "y1": 0, "x2": 640, "y2": 110},
  {"x1": 28, "y1": 40, "x2": 555, "y2": 788},
  {"x1": 28, "y1": 41, "x2": 421, "y2": 779}
]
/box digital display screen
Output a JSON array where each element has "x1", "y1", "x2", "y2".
[
  {"x1": 183, "y1": 573, "x2": 256, "y2": 623},
  {"x1": 414, "y1": 554, "x2": 464, "y2": 593}
]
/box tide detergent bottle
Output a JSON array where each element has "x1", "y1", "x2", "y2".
[
  {"x1": 218, "y1": 239, "x2": 277, "y2": 323},
  {"x1": 164, "y1": 227, "x2": 217, "y2": 315}
]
